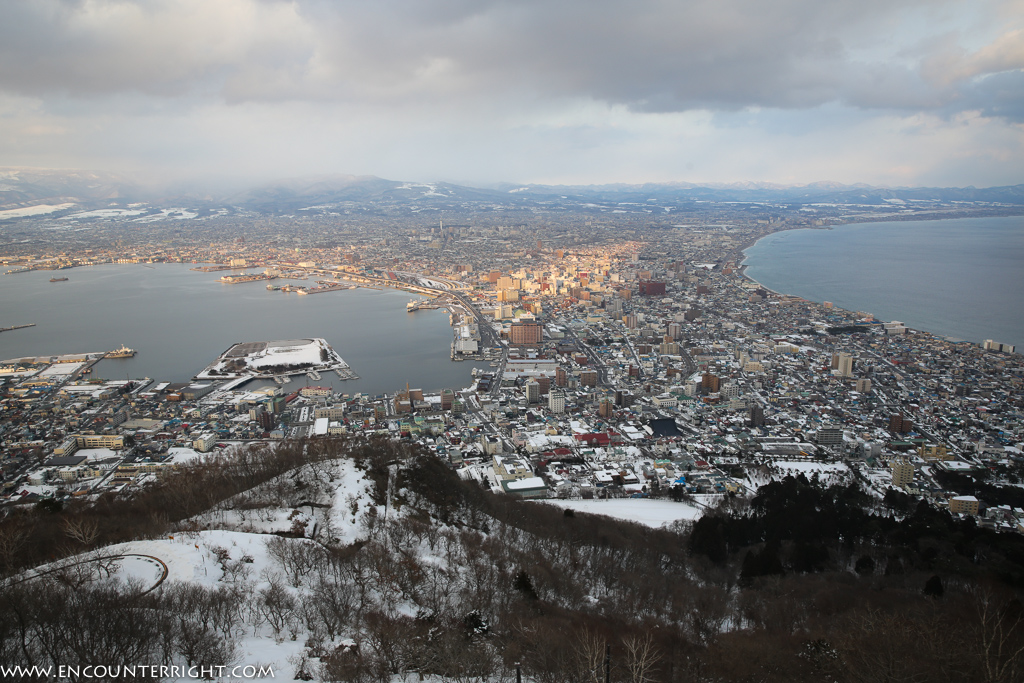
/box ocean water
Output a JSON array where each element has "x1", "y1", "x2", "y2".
[
  {"x1": 742, "y1": 216, "x2": 1024, "y2": 349},
  {"x1": 0, "y1": 264, "x2": 482, "y2": 395}
]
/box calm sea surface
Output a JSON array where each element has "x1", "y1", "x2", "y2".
[
  {"x1": 742, "y1": 216, "x2": 1024, "y2": 349},
  {"x1": 0, "y1": 264, "x2": 483, "y2": 395}
]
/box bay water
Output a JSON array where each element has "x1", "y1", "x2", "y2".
[
  {"x1": 742, "y1": 216, "x2": 1024, "y2": 349},
  {"x1": 0, "y1": 264, "x2": 482, "y2": 395}
]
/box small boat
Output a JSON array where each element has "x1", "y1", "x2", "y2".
[{"x1": 50, "y1": 277, "x2": 69, "y2": 282}]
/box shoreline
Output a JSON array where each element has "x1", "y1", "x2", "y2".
[
  {"x1": 736, "y1": 215, "x2": 1022, "y2": 349},
  {"x1": 0, "y1": 264, "x2": 481, "y2": 395}
]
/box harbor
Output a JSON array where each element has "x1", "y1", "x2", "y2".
[{"x1": 0, "y1": 264, "x2": 480, "y2": 395}]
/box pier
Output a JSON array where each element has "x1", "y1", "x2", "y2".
[
  {"x1": 0, "y1": 323, "x2": 35, "y2": 334},
  {"x1": 334, "y1": 367, "x2": 359, "y2": 380}
]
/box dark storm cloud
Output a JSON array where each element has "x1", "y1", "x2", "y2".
[
  {"x1": 0, "y1": 0, "x2": 1017, "y2": 119},
  {"x1": 960, "y1": 70, "x2": 1024, "y2": 122}
]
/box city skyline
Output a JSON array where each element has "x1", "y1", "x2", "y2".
[{"x1": 0, "y1": 0, "x2": 1022, "y2": 188}]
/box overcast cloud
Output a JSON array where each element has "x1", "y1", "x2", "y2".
[{"x1": 0, "y1": 0, "x2": 1021, "y2": 187}]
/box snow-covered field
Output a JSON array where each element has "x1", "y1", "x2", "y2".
[
  {"x1": 200, "y1": 338, "x2": 346, "y2": 378},
  {"x1": 541, "y1": 498, "x2": 704, "y2": 527},
  {"x1": 132, "y1": 208, "x2": 199, "y2": 222},
  {"x1": 771, "y1": 460, "x2": 849, "y2": 475},
  {"x1": 0, "y1": 203, "x2": 75, "y2": 219},
  {"x1": 61, "y1": 208, "x2": 147, "y2": 219}
]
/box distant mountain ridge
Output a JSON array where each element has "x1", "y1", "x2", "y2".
[{"x1": 1, "y1": 167, "x2": 1023, "y2": 216}]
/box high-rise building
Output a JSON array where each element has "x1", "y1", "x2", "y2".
[
  {"x1": 599, "y1": 398, "x2": 614, "y2": 418},
  {"x1": 510, "y1": 321, "x2": 542, "y2": 346},
  {"x1": 984, "y1": 339, "x2": 1016, "y2": 353},
  {"x1": 816, "y1": 425, "x2": 843, "y2": 446},
  {"x1": 839, "y1": 355, "x2": 854, "y2": 378},
  {"x1": 889, "y1": 414, "x2": 914, "y2": 434},
  {"x1": 749, "y1": 405, "x2": 765, "y2": 427},
  {"x1": 832, "y1": 352, "x2": 854, "y2": 378},
  {"x1": 525, "y1": 380, "x2": 540, "y2": 404},
  {"x1": 548, "y1": 390, "x2": 565, "y2": 413},
  {"x1": 891, "y1": 460, "x2": 914, "y2": 487},
  {"x1": 659, "y1": 339, "x2": 680, "y2": 355},
  {"x1": 580, "y1": 370, "x2": 598, "y2": 387},
  {"x1": 701, "y1": 372, "x2": 720, "y2": 393},
  {"x1": 440, "y1": 389, "x2": 455, "y2": 411},
  {"x1": 555, "y1": 366, "x2": 568, "y2": 387}
]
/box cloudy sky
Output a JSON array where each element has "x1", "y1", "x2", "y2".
[{"x1": 1, "y1": 0, "x2": 1022, "y2": 187}]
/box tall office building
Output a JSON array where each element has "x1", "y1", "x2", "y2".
[
  {"x1": 891, "y1": 460, "x2": 914, "y2": 487},
  {"x1": 440, "y1": 389, "x2": 455, "y2": 411},
  {"x1": 639, "y1": 281, "x2": 666, "y2": 296},
  {"x1": 548, "y1": 390, "x2": 565, "y2": 413},
  {"x1": 510, "y1": 322, "x2": 542, "y2": 346},
  {"x1": 833, "y1": 352, "x2": 854, "y2": 378}
]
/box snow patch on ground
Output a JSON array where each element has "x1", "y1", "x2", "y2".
[
  {"x1": 540, "y1": 498, "x2": 704, "y2": 528},
  {"x1": 0, "y1": 203, "x2": 75, "y2": 219},
  {"x1": 61, "y1": 208, "x2": 147, "y2": 219}
]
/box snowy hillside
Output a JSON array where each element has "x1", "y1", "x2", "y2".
[
  {"x1": 6, "y1": 439, "x2": 1023, "y2": 683},
  {"x1": 2, "y1": 443, "x2": 697, "y2": 682}
]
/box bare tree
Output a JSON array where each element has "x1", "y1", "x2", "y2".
[
  {"x1": 972, "y1": 585, "x2": 1024, "y2": 683},
  {"x1": 572, "y1": 628, "x2": 607, "y2": 683},
  {"x1": 623, "y1": 633, "x2": 661, "y2": 683},
  {"x1": 0, "y1": 526, "x2": 26, "y2": 575},
  {"x1": 62, "y1": 517, "x2": 100, "y2": 548},
  {"x1": 265, "y1": 536, "x2": 327, "y2": 587},
  {"x1": 256, "y1": 577, "x2": 297, "y2": 641}
]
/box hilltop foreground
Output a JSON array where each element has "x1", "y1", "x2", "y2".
[{"x1": 3, "y1": 438, "x2": 1024, "y2": 682}]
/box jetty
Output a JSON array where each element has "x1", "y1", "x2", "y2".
[{"x1": 0, "y1": 323, "x2": 35, "y2": 334}]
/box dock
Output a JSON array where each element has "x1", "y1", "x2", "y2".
[
  {"x1": 334, "y1": 367, "x2": 359, "y2": 380},
  {"x1": 0, "y1": 323, "x2": 35, "y2": 334},
  {"x1": 296, "y1": 282, "x2": 354, "y2": 295}
]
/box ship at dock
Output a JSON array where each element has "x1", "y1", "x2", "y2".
[{"x1": 106, "y1": 345, "x2": 136, "y2": 358}]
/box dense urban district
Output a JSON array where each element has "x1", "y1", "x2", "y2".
[{"x1": 0, "y1": 186, "x2": 1022, "y2": 538}]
